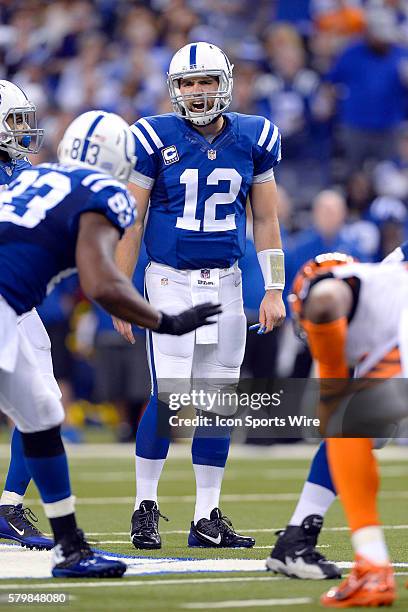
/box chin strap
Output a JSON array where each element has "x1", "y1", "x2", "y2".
[{"x1": 187, "y1": 111, "x2": 223, "y2": 127}]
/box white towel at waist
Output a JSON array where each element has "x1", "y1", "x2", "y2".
[{"x1": 190, "y1": 268, "x2": 220, "y2": 344}]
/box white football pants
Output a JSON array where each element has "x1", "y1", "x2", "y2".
[
  {"x1": 145, "y1": 261, "x2": 247, "y2": 415},
  {"x1": 17, "y1": 309, "x2": 62, "y2": 400},
  {"x1": 0, "y1": 297, "x2": 64, "y2": 432}
]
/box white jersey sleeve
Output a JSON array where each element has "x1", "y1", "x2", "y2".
[{"x1": 381, "y1": 241, "x2": 408, "y2": 264}]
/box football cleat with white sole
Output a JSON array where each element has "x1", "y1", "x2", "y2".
[
  {"x1": 188, "y1": 507, "x2": 255, "y2": 548},
  {"x1": 130, "y1": 500, "x2": 168, "y2": 550},
  {"x1": 266, "y1": 515, "x2": 342, "y2": 579},
  {"x1": 51, "y1": 529, "x2": 126, "y2": 578},
  {"x1": 0, "y1": 504, "x2": 53, "y2": 550},
  {"x1": 321, "y1": 554, "x2": 395, "y2": 607}
]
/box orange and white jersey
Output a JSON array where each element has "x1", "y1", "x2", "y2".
[{"x1": 332, "y1": 262, "x2": 408, "y2": 377}]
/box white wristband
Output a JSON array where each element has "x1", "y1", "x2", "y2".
[{"x1": 257, "y1": 248, "x2": 285, "y2": 291}]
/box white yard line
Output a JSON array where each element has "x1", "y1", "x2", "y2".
[
  {"x1": 22, "y1": 494, "x2": 300, "y2": 505},
  {"x1": 181, "y1": 598, "x2": 312, "y2": 609},
  {"x1": 1, "y1": 543, "x2": 407, "y2": 582},
  {"x1": 1, "y1": 442, "x2": 407, "y2": 461},
  {"x1": 21, "y1": 491, "x2": 408, "y2": 506},
  {"x1": 84, "y1": 525, "x2": 408, "y2": 536},
  {"x1": 85, "y1": 542, "x2": 329, "y2": 550},
  {"x1": 0, "y1": 577, "x2": 285, "y2": 589},
  {"x1": 89, "y1": 540, "x2": 130, "y2": 544},
  {"x1": 71, "y1": 465, "x2": 408, "y2": 482},
  {"x1": 0, "y1": 574, "x2": 407, "y2": 590},
  {"x1": 73, "y1": 469, "x2": 309, "y2": 482},
  {"x1": 29, "y1": 524, "x2": 408, "y2": 539},
  {"x1": 73, "y1": 465, "x2": 312, "y2": 482}
]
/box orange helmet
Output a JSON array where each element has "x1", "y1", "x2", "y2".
[{"x1": 289, "y1": 252, "x2": 357, "y2": 323}]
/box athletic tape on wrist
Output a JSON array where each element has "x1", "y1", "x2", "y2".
[{"x1": 257, "y1": 248, "x2": 285, "y2": 291}]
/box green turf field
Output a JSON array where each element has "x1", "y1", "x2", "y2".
[{"x1": 0, "y1": 443, "x2": 407, "y2": 611}]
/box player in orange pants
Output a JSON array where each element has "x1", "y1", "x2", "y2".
[{"x1": 289, "y1": 253, "x2": 408, "y2": 607}]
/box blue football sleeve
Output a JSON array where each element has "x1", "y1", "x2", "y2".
[
  {"x1": 0, "y1": 158, "x2": 31, "y2": 188},
  {"x1": 129, "y1": 120, "x2": 160, "y2": 189},
  {"x1": 15, "y1": 158, "x2": 32, "y2": 172},
  {"x1": 84, "y1": 185, "x2": 136, "y2": 235},
  {"x1": 252, "y1": 118, "x2": 282, "y2": 183}
]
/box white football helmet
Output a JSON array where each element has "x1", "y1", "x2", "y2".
[
  {"x1": 58, "y1": 111, "x2": 136, "y2": 184},
  {"x1": 167, "y1": 42, "x2": 234, "y2": 126},
  {"x1": 0, "y1": 80, "x2": 44, "y2": 159}
]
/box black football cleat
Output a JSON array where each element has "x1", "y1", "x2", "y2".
[
  {"x1": 188, "y1": 507, "x2": 255, "y2": 548},
  {"x1": 52, "y1": 529, "x2": 126, "y2": 578},
  {"x1": 0, "y1": 504, "x2": 53, "y2": 550},
  {"x1": 130, "y1": 500, "x2": 168, "y2": 550},
  {"x1": 266, "y1": 514, "x2": 342, "y2": 579}
]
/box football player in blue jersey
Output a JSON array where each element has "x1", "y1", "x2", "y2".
[
  {"x1": 112, "y1": 42, "x2": 286, "y2": 550},
  {"x1": 266, "y1": 242, "x2": 408, "y2": 581},
  {"x1": 0, "y1": 109, "x2": 220, "y2": 577},
  {"x1": 0, "y1": 80, "x2": 57, "y2": 551}
]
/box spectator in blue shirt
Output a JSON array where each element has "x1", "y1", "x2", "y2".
[
  {"x1": 286, "y1": 188, "x2": 366, "y2": 377},
  {"x1": 373, "y1": 126, "x2": 408, "y2": 202},
  {"x1": 290, "y1": 189, "x2": 365, "y2": 277},
  {"x1": 274, "y1": 0, "x2": 312, "y2": 35},
  {"x1": 258, "y1": 30, "x2": 321, "y2": 161},
  {"x1": 322, "y1": 7, "x2": 408, "y2": 169},
  {"x1": 365, "y1": 195, "x2": 408, "y2": 259}
]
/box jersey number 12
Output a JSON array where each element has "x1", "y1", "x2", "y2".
[{"x1": 176, "y1": 168, "x2": 242, "y2": 232}]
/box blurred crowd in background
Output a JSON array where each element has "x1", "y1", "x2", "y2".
[{"x1": 1, "y1": 0, "x2": 408, "y2": 441}]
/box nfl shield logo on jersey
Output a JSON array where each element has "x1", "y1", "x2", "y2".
[
  {"x1": 200, "y1": 269, "x2": 210, "y2": 279},
  {"x1": 207, "y1": 149, "x2": 217, "y2": 161}
]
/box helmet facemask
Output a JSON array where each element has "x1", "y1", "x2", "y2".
[
  {"x1": 167, "y1": 68, "x2": 233, "y2": 126},
  {"x1": 0, "y1": 106, "x2": 44, "y2": 159}
]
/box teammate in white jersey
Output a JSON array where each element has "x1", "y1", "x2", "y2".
[{"x1": 113, "y1": 42, "x2": 286, "y2": 549}]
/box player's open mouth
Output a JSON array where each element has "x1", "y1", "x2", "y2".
[{"x1": 191, "y1": 101, "x2": 205, "y2": 111}]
